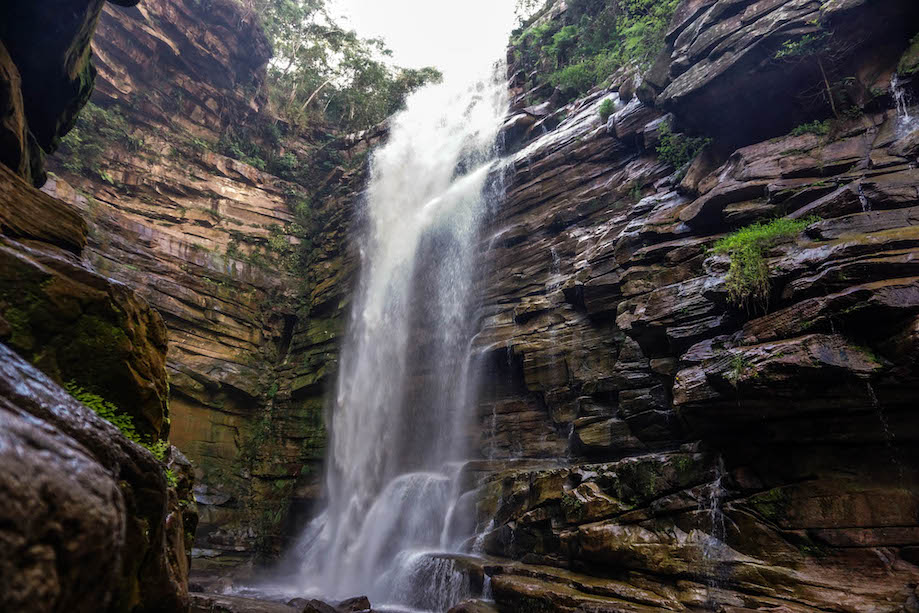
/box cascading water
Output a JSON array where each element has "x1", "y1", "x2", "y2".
[
  {"x1": 891, "y1": 73, "x2": 917, "y2": 135},
  {"x1": 281, "y1": 61, "x2": 509, "y2": 610}
]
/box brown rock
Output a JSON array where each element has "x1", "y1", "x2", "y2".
[
  {"x1": 190, "y1": 593, "x2": 297, "y2": 612},
  {"x1": 0, "y1": 42, "x2": 33, "y2": 182},
  {"x1": 0, "y1": 343, "x2": 190, "y2": 611},
  {"x1": 0, "y1": 383, "x2": 124, "y2": 613}
]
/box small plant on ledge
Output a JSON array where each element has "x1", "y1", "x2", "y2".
[
  {"x1": 656, "y1": 121, "x2": 710, "y2": 177},
  {"x1": 598, "y1": 98, "x2": 615, "y2": 122},
  {"x1": 712, "y1": 217, "x2": 819, "y2": 313}
]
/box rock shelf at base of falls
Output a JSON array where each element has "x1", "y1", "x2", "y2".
[{"x1": 189, "y1": 593, "x2": 374, "y2": 613}]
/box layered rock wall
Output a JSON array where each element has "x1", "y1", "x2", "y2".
[
  {"x1": 0, "y1": 1, "x2": 196, "y2": 609},
  {"x1": 43, "y1": 0, "x2": 369, "y2": 567},
  {"x1": 467, "y1": 0, "x2": 919, "y2": 610}
]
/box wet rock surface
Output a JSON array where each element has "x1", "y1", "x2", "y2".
[
  {"x1": 40, "y1": 0, "x2": 371, "y2": 566},
  {"x1": 469, "y1": 0, "x2": 919, "y2": 610},
  {"x1": 0, "y1": 344, "x2": 191, "y2": 612}
]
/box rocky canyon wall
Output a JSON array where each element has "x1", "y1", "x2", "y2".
[
  {"x1": 0, "y1": 1, "x2": 195, "y2": 610},
  {"x1": 5, "y1": 0, "x2": 919, "y2": 610},
  {"x1": 41, "y1": 0, "x2": 373, "y2": 570},
  {"x1": 464, "y1": 0, "x2": 919, "y2": 611}
]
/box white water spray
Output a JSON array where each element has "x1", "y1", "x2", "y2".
[
  {"x1": 891, "y1": 73, "x2": 917, "y2": 135},
  {"x1": 284, "y1": 63, "x2": 509, "y2": 609}
]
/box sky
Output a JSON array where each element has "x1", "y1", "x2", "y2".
[{"x1": 331, "y1": 0, "x2": 519, "y2": 78}]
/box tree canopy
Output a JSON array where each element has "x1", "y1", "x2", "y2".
[{"x1": 250, "y1": 0, "x2": 442, "y2": 131}]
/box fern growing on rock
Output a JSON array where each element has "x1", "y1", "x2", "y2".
[{"x1": 65, "y1": 382, "x2": 176, "y2": 484}]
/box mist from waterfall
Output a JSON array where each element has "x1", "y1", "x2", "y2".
[{"x1": 280, "y1": 58, "x2": 508, "y2": 609}]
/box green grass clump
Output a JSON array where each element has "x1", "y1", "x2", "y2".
[
  {"x1": 790, "y1": 119, "x2": 831, "y2": 136},
  {"x1": 712, "y1": 217, "x2": 819, "y2": 311},
  {"x1": 656, "y1": 121, "x2": 710, "y2": 173},
  {"x1": 598, "y1": 98, "x2": 615, "y2": 122}
]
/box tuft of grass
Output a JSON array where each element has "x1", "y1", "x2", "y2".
[
  {"x1": 598, "y1": 98, "x2": 615, "y2": 122},
  {"x1": 712, "y1": 217, "x2": 819, "y2": 312},
  {"x1": 790, "y1": 119, "x2": 831, "y2": 137},
  {"x1": 656, "y1": 121, "x2": 710, "y2": 175}
]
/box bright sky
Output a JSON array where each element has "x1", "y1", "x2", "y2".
[{"x1": 331, "y1": 0, "x2": 519, "y2": 78}]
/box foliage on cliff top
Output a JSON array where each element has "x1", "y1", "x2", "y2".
[
  {"x1": 513, "y1": 0, "x2": 680, "y2": 101},
  {"x1": 712, "y1": 217, "x2": 819, "y2": 312},
  {"x1": 249, "y1": 0, "x2": 441, "y2": 131}
]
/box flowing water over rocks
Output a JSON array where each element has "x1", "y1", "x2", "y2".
[{"x1": 272, "y1": 65, "x2": 509, "y2": 609}]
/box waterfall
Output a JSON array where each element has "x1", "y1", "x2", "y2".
[
  {"x1": 284, "y1": 61, "x2": 509, "y2": 609},
  {"x1": 891, "y1": 73, "x2": 917, "y2": 135},
  {"x1": 702, "y1": 456, "x2": 728, "y2": 609}
]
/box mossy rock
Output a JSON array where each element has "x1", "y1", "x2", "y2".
[
  {"x1": 0, "y1": 239, "x2": 169, "y2": 441},
  {"x1": 899, "y1": 34, "x2": 919, "y2": 76}
]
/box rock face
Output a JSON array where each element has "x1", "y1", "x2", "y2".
[
  {"x1": 0, "y1": 0, "x2": 140, "y2": 185},
  {"x1": 8, "y1": 0, "x2": 919, "y2": 609},
  {"x1": 42, "y1": 0, "x2": 369, "y2": 567},
  {"x1": 0, "y1": 344, "x2": 192, "y2": 612},
  {"x1": 468, "y1": 0, "x2": 919, "y2": 610},
  {"x1": 0, "y1": 1, "x2": 195, "y2": 609},
  {"x1": 645, "y1": 0, "x2": 919, "y2": 149}
]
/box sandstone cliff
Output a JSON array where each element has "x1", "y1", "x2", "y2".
[
  {"x1": 8, "y1": 0, "x2": 919, "y2": 610},
  {"x1": 43, "y1": 0, "x2": 372, "y2": 568},
  {"x1": 0, "y1": 1, "x2": 195, "y2": 610},
  {"x1": 464, "y1": 0, "x2": 919, "y2": 610}
]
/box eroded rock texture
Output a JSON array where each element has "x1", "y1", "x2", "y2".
[
  {"x1": 468, "y1": 0, "x2": 919, "y2": 610},
  {"x1": 0, "y1": 344, "x2": 193, "y2": 612},
  {"x1": 42, "y1": 0, "x2": 369, "y2": 567},
  {"x1": 0, "y1": 1, "x2": 195, "y2": 609}
]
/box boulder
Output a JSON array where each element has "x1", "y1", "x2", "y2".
[
  {"x1": 0, "y1": 343, "x2": 191, "y2": 611},
  {"x1": 191, "y1": 593, "x2": 297, "y2": 612}
]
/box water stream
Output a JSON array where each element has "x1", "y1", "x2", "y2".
[
  {"x1": 275, "y1": 62, "x2": 509, "y2": 610},
  {"x1": 891, "y1": 73, "x2": 917, "y2": 135}
]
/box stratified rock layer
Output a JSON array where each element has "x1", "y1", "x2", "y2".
[
  {"x1": 469, "y1": 0, "x2": 919, "y2": 610},
  {"x1": 44, "y1": 0, "x2": 368, "y2": 566},
  {"x1": 0, "y1": 2, "x2": 193, "y2": 609}
]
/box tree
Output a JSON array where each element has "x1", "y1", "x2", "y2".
[
  {"x1": 773, "y1": 23, "x2": 859, "y2": 119},
  {"x1": 252, "y1": 0, "x2": 442, "y2": 131}
]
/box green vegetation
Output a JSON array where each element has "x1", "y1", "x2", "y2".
[
  {"x1": 513, "y1": 0, "x2": 680, "y2": 101},
  {"x1": 598, "y1": 98, "x2": 615, "y2": 122},
  {"x1": 774, "y1": 32, "x2": 830, "y2": 60},
  {"x1": 65, "y1": 382, "x2": 177, "y2": 486},
  {"x1": 790, "y1": 119, "x2": 831, "y2": 136},
  {"x1": 726, "y1": 354, "x2": 757, "y2": 387},
  {"x1": 898, "y1": 33, "x2": 919, "y2": 75},
  {"x1": 656, "y1": 121, "x2": 710, "y2": 174},
  {"x1": 65, "y1": 381, "x2": 140, "y2": 441},
  {"x1": 747, "y1": 487, "x2": 792, "y2": 523},
  {"x1": 251, "y1": 0, "x2": 442, "y2": 130},
  {"x1": 57, "y1": 103, "x2": 142, "y2": 179},
  {"x1": 712, "y1": 217, "x2": 819, "y2": 312},
  {"x1": 561, "y1": 493, "x2": 586, "y2": 520}
]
